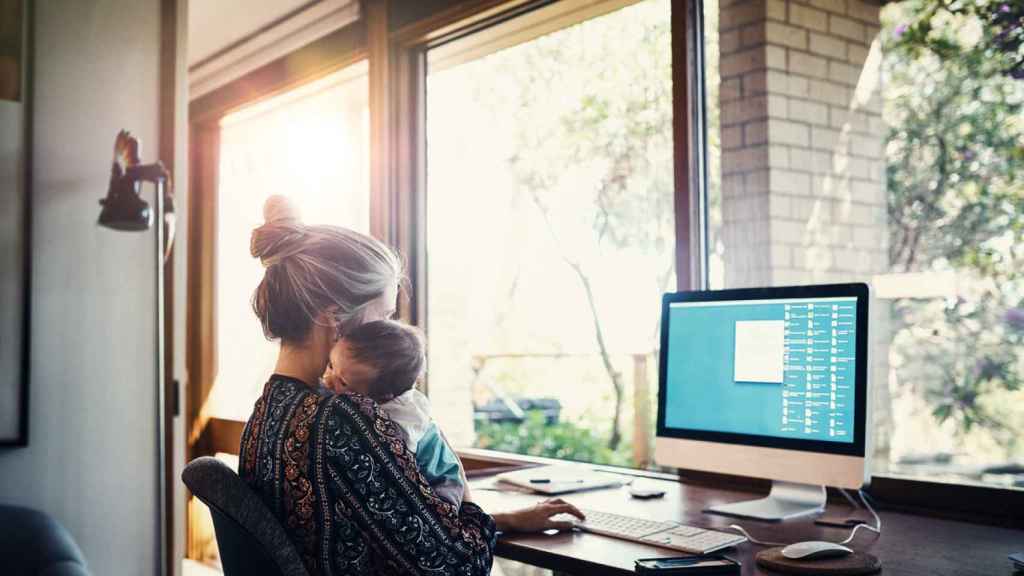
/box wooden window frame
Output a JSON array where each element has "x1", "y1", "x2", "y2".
[
  {"x1": 386, "y1": 0, "x2": 1024, "y2": 528},
  {"x1": 184, "y1": 5, "x2": 1023, "y2": 564}
]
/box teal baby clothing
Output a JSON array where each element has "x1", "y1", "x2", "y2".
[{"x1": 380, "y1": 389, "x2": 465, "y2": 507}]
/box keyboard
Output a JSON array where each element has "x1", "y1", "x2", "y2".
[{"x1": 562, "y1": 509, "x2": 747, "y2": 554}]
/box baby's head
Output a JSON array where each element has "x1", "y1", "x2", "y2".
[{"x1": 326, "y1": 320, "x2": 425, "y2": 402}]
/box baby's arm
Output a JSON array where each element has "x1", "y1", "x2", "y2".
[
  {"x1": 415, "y1": 423, "x2": 466, "y2": 508},
  {"x1": 438, "y1": 427, "x2": 469, "y2": 496}
]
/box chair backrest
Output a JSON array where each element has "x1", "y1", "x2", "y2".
[
  {"x1": 182, "y1": 457, "x2": 310, "y2": 576},
  {"x1": 0, "y1": 505, "x2": 91, "y2": 576}
]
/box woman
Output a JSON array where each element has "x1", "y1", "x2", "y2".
[{"x1": 239, "y1": 197, "x2": 583, "y2": 575}]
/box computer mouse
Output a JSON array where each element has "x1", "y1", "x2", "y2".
[
  {"x1": 781, "y1": 541, "x2": 854, "y2": 560},
  {"x1": 548, "y1": 512, "x2": 582, "y2": 530}
]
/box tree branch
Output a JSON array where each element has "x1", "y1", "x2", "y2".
[{"x1": 525, "y1": 185, "x2": 625, "y2": 450}]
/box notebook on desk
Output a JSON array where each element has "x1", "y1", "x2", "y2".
[{"x1": 495, "y1": 465, "x2": 625, "y2": 495}]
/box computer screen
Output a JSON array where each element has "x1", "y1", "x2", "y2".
[{"x1": 661, "y1": 294, "x2": 859, "y2": 445}]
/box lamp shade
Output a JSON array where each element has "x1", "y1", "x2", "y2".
[{"x1": 98, "y1": 163, "x2": 152, "y2": 231}]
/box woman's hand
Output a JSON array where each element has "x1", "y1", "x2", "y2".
[{"x1": 491, "y1": 498, "x2": 586, "y2": 532}]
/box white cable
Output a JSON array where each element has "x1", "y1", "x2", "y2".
[
  {"x1": 728, "y1": 489, "x2": 882, "y2": 548},
  {"x1": 838, "y1": 487, "x2": 860, "y2": 509},
  {"x1": 839, "y1": 489, "x2": 881, "y2": 545},
  {"x1": 727, "y1": 524, "x2": 788, "y2": 547}
]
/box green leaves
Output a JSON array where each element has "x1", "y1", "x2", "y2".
[
  {"x1": 886, "y1": 0, "x2": 1023, "y2": 77},
  {"x1": 882, "y1": 1, "x2": 1024, "y2": 452},
  {"x1": 475, "y1": 411, "x2": 633, "y2": 466},
  {"x1": 885, "y1": 0, "x2": 1024, "y2": 274}
]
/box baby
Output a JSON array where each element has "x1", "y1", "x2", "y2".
[{"x1": 324, "y1": 320, "x2": 465, "y2": 508}]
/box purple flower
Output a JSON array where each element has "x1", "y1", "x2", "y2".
[
  {"x1": 974, "y1": 357, "x2": 1000, "y2": 380},
  {"x1": 894, "y1": 23, "x2": 908, "y2": 38},
  {"x1": 1006, "y1": 307, "x2": 1024, "y2": 330},
  {"x1": 1000, "y1": 4, "x2": 1011, "y2": 13}
]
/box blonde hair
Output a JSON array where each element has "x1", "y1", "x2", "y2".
[{"x1": 250, "y1": 196, "x2": 401, "y2": 344}]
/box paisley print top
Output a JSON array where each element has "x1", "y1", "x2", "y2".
[{"x1": 239, "y1": 375, "x2": 497, "y2": 575}]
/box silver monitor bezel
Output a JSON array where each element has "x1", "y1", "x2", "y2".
[{"x1": 655, "y1": 283, "x2": 869, "y2": 488}]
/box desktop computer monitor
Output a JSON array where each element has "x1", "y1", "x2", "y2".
[{"x1": 655, "y1": 283, "x2": 869, "y2": 521}]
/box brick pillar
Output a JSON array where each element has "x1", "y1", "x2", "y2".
[
  {"x1": 718, "y1": 0, "x2": 892, "y2": 462},
  {"x1": 719, "y1": 0, "x2": 886, "y2": 287}
]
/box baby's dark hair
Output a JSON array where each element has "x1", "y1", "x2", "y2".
[{"x1": 343, "y1": 320, "x2": 425, "y2": 401}]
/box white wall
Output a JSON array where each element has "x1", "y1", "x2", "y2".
[
  {"x1": 187, "y1": 0, "x2": 358, "y2": 99},
  {"x1": 0, "y1": 1, "x2": 164, "y2": 574},
  {"x1": 188, "y1": 0, "x2": 308, "y2": 65}
]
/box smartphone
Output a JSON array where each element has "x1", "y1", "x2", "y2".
[{"x1": 635, "y1": 555, "x2": 741, "y2": 575}]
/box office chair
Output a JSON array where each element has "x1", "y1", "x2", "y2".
[
  {"x1": 0, "y1": 505, "x2": 91, "y2": 576},
  {"x1": 182, "y1": 457, "x2": 309, "y2": 576}
]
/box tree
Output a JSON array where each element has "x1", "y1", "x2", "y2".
[
  {"x1": 882, "y1": 0, "x2": 1024, "y2": 456},
  {"x1": 497, "y1": 6, "x2": 675, "y2": 451},
  {"x1": 886, "y1": 1, "x2": 1024, "y2": 272}
]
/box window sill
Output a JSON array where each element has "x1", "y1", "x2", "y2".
[
  {"x1": 869, "y1": 473, "x2": 1024, "y2": 528},
  {"x1": 456, "y1": 447, "x2": 685, "y2": 483}
]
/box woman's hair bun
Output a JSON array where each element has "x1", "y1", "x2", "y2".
[
  {"x1": 251, "y1": 196, "x2": 305, "y2": 267},
  {"x1": 263, "y1": 194, "x2": 301, "y2": 224}
]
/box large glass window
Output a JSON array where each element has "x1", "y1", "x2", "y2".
[
  {"x1": 426, "y1": 0, "x2": 673, "y2": 468},
  {"x1": 209, "y1": 63, "x2": 370, "y2": 420},
  {"x1": 703, "y1": 0, "x2": 1023, "y2": 487}
]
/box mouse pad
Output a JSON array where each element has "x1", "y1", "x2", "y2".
[{"x1": 756, "y1": 547, "x2": 881, "y2": 575}]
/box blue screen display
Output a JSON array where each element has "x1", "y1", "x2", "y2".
[{"x1": 663, "y1": 297, "x2": 857, "y2": 443}]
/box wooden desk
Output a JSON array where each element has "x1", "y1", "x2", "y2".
[{"x1": 471, "y1": 474, "x2": 1023, "y2": 576}]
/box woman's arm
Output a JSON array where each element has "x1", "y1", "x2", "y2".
[{"x1": 491, "y1": 498, "x2": 587, "y2": 532}]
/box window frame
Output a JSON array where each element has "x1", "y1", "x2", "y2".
[
  {"x1": 397, "y1": 0, "x2": 695, "y2": 392},
  {"x1": 184, "y1": 0, "x2": 1024, "y2": 541},
  {"x1": 391, "y1": 0, "x2": 1024, "y2": 528}
]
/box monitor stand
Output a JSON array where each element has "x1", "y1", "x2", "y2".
[{"x1": 705, "y1": 481, "x2": 826, "y2": 521}]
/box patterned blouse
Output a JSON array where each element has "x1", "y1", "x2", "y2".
[{"x1": 239, "y1": 375, "x2": 497, "y2": 575}]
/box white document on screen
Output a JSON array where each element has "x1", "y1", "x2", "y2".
[{"x1": 733, "y1": 320, "x2": 785, "y2": 384}]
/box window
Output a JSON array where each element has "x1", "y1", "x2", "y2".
[
  {"x1": 425, "y1": 0, "x2": 674, "y2": 469},
  {"x1": 703, "y1": 0, "x2": 1023, "y2": 488},
  {"x1": 207, "y1": 63, "x2": 370, "y2": 420}
]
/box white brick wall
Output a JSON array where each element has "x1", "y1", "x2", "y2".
[
  {"x1": 809, "y1": 0, "x2": 846, "y2": 15},
  {"x1": 790, "y1": 4, "x2": 828, "y2": 31},
  {"x1": 718, "y1": 0, "x2": 888, "y2": 286},
  {"x1": 810, "y1": 32, "x2": 847, "y2": 59},
  {"x1": 829, "y1": 14, "x2": 866, "y2": 42}
]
